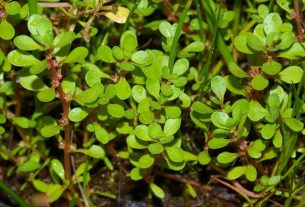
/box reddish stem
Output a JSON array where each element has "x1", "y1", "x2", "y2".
[
  {"x1": 293, "y1": 0, "x2": 304, "y2": 41},
  {"x1": 47, "y1": 56, "x2": 83, "y2": 207}
]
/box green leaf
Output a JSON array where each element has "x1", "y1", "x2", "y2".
[
  {"x1": 107, "y1": 104, "x2": 125, "y2": 118},
  {"x1": 139, "y1": 111, "x2": 154, "y2": 124},
  {"x1": 224, "y1": 75, "x2": 248, "y2": 96},
  {"x1": 62, "y1": 77, "x2": 76, "y2": 95},
  {"x1": 173, "y1": 58, "x2": 189, "y2": 76},
  {"x1": 65, "y1": 47, "x2": 88, "y2": 63},
  {"x1": 198, "y1": 151, "x2": 211, "y2": 165},
  {"x1": 120, "y1": 31, "x2": 138, "y2": 52},
  {"x1": 166, "y1": 147, "x2": 184, "y2": 162},
  {"x1": 164, "y1": 118, "x2": 181, "y2": 136},
  {"x1": 132, "y1": 85, "x2": 147, "y2": 103},
  {"x1": 208, "y1": 138, "x2": 230, "y2": 149},
  {"x1": 279, "y1": 42, "x2": 305, "y2": 59},
  {"x1": 262, "y1": 61, "x2": 282, "y2": 76},
  {"x1": 53, "y1": 31, "x2": 75, "y2": 48},
  {"x1": 68, "y1": 107, "x2": 89, "y2": 122},
  {"x1": 28, "y1": 14, "x2": 54, "y2": 46},
  {"x1": 94, "y1": 122, "x2": 109, "y2": 144},
  {"x1": 8, "y1": 50, "x2": 40, "y2": 67},
  {"x1": 245, "y1": 165, "x2": 257, "y2": 181},
  {"x1": 183, "y1": 41, "x2": 204, "y2": 52},
  {"x1": 246, "y1": 34, "x2": 265, "y2": 52},
  {"x1": 130, "y1": 167, "x2": 145, "y2": 180},
  {"x1": 227, "y1": 166, "x2": 247, "y2": 180},
  {"x1": 0, "y1": 21, "x2": 15, "y2": 40},
  {"x1": 191, "y1": 101, "x2": 213, "y2": 114},
  {"x1": 46, "y1": 184, "x2": 66, "y2": 202},
  {"x1": 268, "y1": 176, "x2": 281, "y2": 185},
  {"x1": 19, "y1": 75, "x2": 47, "y2": 91},
  {"x1": 75, "y1": 83, "x2": 101, "y2": 104},
  {"x1": 258, "y1": 4, "x2": 269, "y2": 18},
  {"x1": 98, "y1": 45, "x2": 115, "y2": 63},
  {"x1": 17, "y1": 160, "x2": 41, "y2": 173},
  {"x1": 161, "y1": 84, "x2": 173, "y2": 96},
  {"x1": 148, "y1": 123, "x2": 163, "y2": 138},
  {"x1": 150, "y1": 183, "x2": 165, "y2": 199},
  {"x1": 131, "y1": 50, "x2": 153, "y2": 65},
  {"x1": 166, "y1": 158, "x2": 185, "y2": 171},
  {"x1": 217, "y1": 152, "x2": 239, "y2": 164},
  {"x1": 159, "y1": 21, "x2": 174, "y2": 38},
  {"x1": 278, "y1": 66, "x2": 303, "y2": 84},
  {"x1": 148, "y1": 143, "x2": 164, "y2": 154},
  {"x1": 5, "y1": 1, "x2": 21, "y2": 15},
  {"x1": 146, "y1": 78, "x2": 160, "y2": 100},
  {"x1": 112, "y1": 46, "x2": 124, "y2": 60},
  {"x1": 278, "y1": 31, "x2": 295, "y2": 50},
  {"x1": 234, "y1": 33, "x2": 254, "y2": 54},
  {"x1": 165, "y1": 106, "x2": 181, "y2": 119},
  {"x1": 263, "y1": 13, "x2": 282, "y2": 35},
  {"x1": 276, "y1": 0, "x2": 292, "y2": 13},
  {"x1": 251, "y1": 75, "x2": 269, "y2": 90},
  {"x1": 248, "y1": 100, "x2": 267, "y2": 121},
  {"x1": 41, "y1": 125, "x2": 62, "y2": 138},
  {"x1": 115, "y1": 77, "x2": 131, "y2": 100},
  {"x1": 30, "y1": 59, "x2": 48, "y2": 74},
  {"x1": 284, "y1": 118, "x2": 304, "y2": 132},
  {"x1": 228, "y1": 62, "x2": 248, "y2": 78},
  {"x1": 211, "y1": 112, "x2": 229, "y2": 129},
  {"x1": 14, "y1": 35, "x2": 43, "y2": 51},
  {"x1": 273, "y1": 129, "x2": 282, "y2": 148},
  {"x1": 261, "y1": 124, "x2": 277, "y2": 139},
  {"x1": 12, "y1": 117, "x2": 35, "y2": 128},
  {"x1": 37, "y1": 87, "x2": 56, "y2": 102},
  {"x1": 126, "y1": 134, "x2": 148, "y2": 149},
  {"x1": 138, "y1": 154, "x2": 154, "y2": 168},
  {"x1": 33, "y1": 180, "x2": 49, "y2": 193},
  {"x1": 134, "y1": 125, "x2": 152, "y2": 141},
  {"x1": 51, "y1": 159, "x2": 65, "y2": 180},
  {"x1": 219, "y1": 10, "x2": 235, "y2": 28},
  {"x1": 211, "y1": 76, "x2": 226, "y2": 102},
  {"x1": 77, "y1": 145, "x2": 105, "y2": 158}
]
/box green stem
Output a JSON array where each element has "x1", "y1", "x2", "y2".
[
  {"x1": 232, "y1": 0, "x2": 241, "y2": 35},
  {"x1": 201, "y1": 0, "x2": 234, "y2": 64},
  {"x1": 194, "y1": 0, "x2": 205, "y2": 41},
  {"x1": 199, "y1": 7, "x2": 220, "y2": 85},
  {"x1": 122, "y1": 0, "x2": 141, "y2": 32},
  {"x1": 0, "y1": 180, "x2": 30, "y2": 207},
  {"x1": 168, "y1": 0, "x2": 193, "y2": 72},
  {"x1": 28, "y1": 0, "x2": 37, "y2": 15}
]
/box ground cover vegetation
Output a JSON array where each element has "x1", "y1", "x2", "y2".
[{"x1": 1, "y1": 0, "x2": 305, "y2": 206}]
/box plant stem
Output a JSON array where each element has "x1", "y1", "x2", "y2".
[
  {"x1": 194, "y1": 0, "x2": 205, "y2": 42},
  {"x1": 199, "y1": 4, "x2": 220, "y2": 86},
  {"x1": 38, "y1": 2, "x2": 72, "y2": 8},
  {"x1": 232, "y1": 0, "x2": 241, "y2": 35},
  {"x1": 0, "y1": 180, "x2": 31, "y2": 207},
  {"x1": 154, "y1": 170, "x2": 211, "y2": 190},
  {"x1": 211, "y1": 176, "x2": 251, "y2": 202},
  {"x1": 28, "y1": 0, "x2": 37, "y2": 15},
  {"x1": 201, "y1": 0, "x2": 234, "y2": 64},
  {"x1": 122, "y1": 0, "x2": 141, "y2": 32},
  {"x1": 293, "y1": 0, "x2": 304, "y2": 41},
  {"x1": 168, "y1": 0, "x2": 193, "y2": 73},
  {"x1": 46, "y1": 56, "x2": 82, "y2": 207}
]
